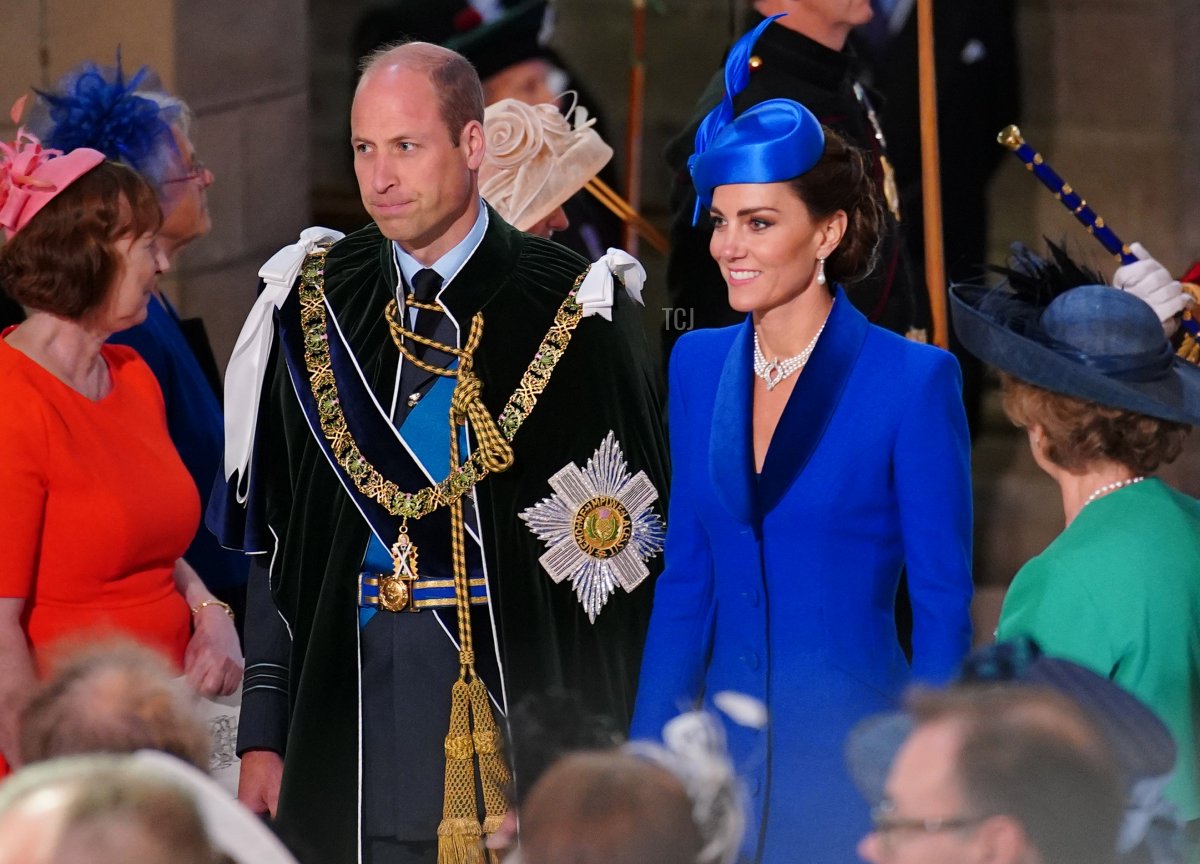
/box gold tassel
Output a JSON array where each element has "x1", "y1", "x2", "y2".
[
  {"x1": 468, "y1": 677, "x2": 511, "y2": 837},
  {"x1": 435, "y1": 311, "x2": 513, "y2": 864},
  {"x1": 438, "y1": 678, "x2": 485, "y2": 864},
  {"x1": 437, "y1": 820, "x2": 484, "y2": 864}
]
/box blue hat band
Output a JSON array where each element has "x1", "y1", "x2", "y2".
[{"x1": 1045, "y1": 338, "x2": 1175, "y2": 384}]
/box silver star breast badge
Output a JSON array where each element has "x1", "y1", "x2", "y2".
[{"x1": 519, "y1": 431, "x2": 665, "y2": 622}]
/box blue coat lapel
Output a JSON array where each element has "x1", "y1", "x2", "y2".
[
  {"x1": 709, "y1": 321, "x2": 759, "y2": 526},
  {"x1": 758, "y1": 288, "x2": 869, "y2": 512}
]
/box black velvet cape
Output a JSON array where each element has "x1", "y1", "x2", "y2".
[{"x1": 251, "y1": 213, "x2": 669, "y2": 861}]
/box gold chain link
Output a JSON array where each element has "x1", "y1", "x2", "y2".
[{"x1": 296, "y1": 247, "x2": 587, "y2": 521}]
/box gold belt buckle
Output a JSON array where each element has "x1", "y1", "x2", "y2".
[{"x1": 378, "y1": 574, "x2": 416, "y2": 612}]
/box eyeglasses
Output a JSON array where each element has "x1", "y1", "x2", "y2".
[
  {"x1": 869, "y1": 800, "x2": 988, "y2": 852},
  {"x1": 163, "y1": 158, "x2": 208, "y2": 185}
]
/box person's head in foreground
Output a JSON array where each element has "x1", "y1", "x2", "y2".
[
  {"x1": 0, "y1": 751, "x2": 298, "y2": 864},
  {"x1": 954, "y1": 640, "x2": 1183, "y2": 864},
  {"x1": 29, "y1": 54, "x2": 214, "y2": 258},
  {"x1": 19, "y1": 640, "x2": 210, "y2": 771},
  {"x1": 512, "y1": 711, "x2": 743, "y2": 864},
  {"x1": 856, "y1": 686, "x2": 1124, "y2": 864},
  {"x1": 513, "y1": 750, "x2": 702, "y2": 864},
  {"x1": 847, "y1": 640, "x2": 1183, "y2": 864},
  {"x1": 352, "y1": 40, "x2": 485, "y2": 263},
  {"x1": 0, "y1": 755, "x2": 220, "y2": 864},
  {"x1": 950, "y1": 244, "x2": 1200, "y2": 521},
  {"x1": 689, "y1": 14, "x2": 882, "y2": 324},
  {"x1": 487, "y1": 690, "x2": 622, "y2": 854},
  {"x1": 478, "y1": 96, "x2": 611, "y2": 239},
  {"x1": 0, "y1": 110, "x2": 167, "y2": 337}
]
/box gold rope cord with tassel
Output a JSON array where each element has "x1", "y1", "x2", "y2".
[{"x1": 438, "y1": 318, "x2": 511, "y2": 864}]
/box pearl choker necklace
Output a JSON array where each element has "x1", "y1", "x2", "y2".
[
  {"x1": 1082, "y1": 476, "x2": 1145, "y2": 508},
  {"x1": 754, "y1": 317, "x2": 829, "y2": 391}
]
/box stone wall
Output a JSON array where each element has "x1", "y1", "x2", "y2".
[
  {"x1": 0, "y1": 0, "x2": 309, "y2": 371},
  {"x1": 992, "y1": 0, "x2": 1200, "y2": 278}
]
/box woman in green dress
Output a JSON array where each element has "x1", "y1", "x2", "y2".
[{"x1": 951, "y1": 251, "x2": 1200, "y2": 836}]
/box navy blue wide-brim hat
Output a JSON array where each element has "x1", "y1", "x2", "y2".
[
  {"x1": 844, "y1": 639, "x2": 1177, "y2": 807},
  {"x1": 950, "y1": 280, "x2": 1200, "y2": 427}
]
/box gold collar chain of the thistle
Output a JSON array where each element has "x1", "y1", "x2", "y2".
[{"x1": 297, "y1": 246, "x2": 587, "y2": 520}]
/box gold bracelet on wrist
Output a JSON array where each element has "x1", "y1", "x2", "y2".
[{"x1": 191, "y1": 599, "x2": 235, "y2": 621}]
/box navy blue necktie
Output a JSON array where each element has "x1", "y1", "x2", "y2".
[{"x1": 409, "y1": 268, "x2": 444, "y2": 362}]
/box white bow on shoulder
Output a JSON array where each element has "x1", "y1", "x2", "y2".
[
  {"x1": 575, "y1": 247, "x2": 646, "y2": 321},
  {"x1": 223, "y1": 226, "x2": 345, "y2": 498}
]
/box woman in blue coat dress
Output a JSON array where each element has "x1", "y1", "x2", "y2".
[{"x1": 630, "y1": 17, "x2": 974, "y2": 864}]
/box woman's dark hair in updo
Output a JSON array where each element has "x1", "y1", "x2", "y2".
[
  {"x1": 0, "y1": 161, "x2": 161, "y2": 319},
  {"x1": 787, "y1": 127, "x2": 883, "y2": 286}
]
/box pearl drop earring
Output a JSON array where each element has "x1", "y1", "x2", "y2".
[{"x1": 816, "y1": 256, "x2": 827, "y2": 286}]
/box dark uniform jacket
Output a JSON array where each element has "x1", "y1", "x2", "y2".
[
  {"x1": 215, "y1": 210, "x2": 668, "y2": 862},
  {"x1": 663, "y1": 13, "x2": 927, "y2": 358}
]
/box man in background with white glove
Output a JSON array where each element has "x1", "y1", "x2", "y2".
[{"x1": 1113, "y1": 241, "x2": 1196, "y2": 336}]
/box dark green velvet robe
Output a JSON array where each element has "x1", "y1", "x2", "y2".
[{"x1": 251, "y1": 212, "x2": 668, "y2": 862}]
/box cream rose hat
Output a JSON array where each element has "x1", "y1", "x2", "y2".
[{"x1": 479, "y1": 96, "x2": 612, "y2": 231}]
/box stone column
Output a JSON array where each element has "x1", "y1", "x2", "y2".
[
  {"x1": 0, "y1": 0, "x2": 310, "y2": 373},
  {"x1": 991, "y1": 0, "x2": 1199, "y2": 276}
]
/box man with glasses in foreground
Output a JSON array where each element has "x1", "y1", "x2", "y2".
[{"x1": 855, "y1": 686, "x2": 1124, "y2": 864}]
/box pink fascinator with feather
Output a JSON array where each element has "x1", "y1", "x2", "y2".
[{"x1": 0, "y1": 96, "x2": 105, "y2": 239}]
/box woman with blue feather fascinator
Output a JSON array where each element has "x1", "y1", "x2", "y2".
[
  {"x1": 26, "y1": 55, "x2": 214, "y2": 258},
  {"x1": 630, "y1": 15, "x2": 974, "y2": 863},
  {"x1": 17, "y1": 54, "x2": 248, "y2": 626}
]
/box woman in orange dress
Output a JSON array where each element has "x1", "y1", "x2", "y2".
[{"x1": 0, "y1": 118, "x2": 242, "y2": 773}]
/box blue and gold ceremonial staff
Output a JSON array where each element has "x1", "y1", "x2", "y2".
[
  {"x1": 998, "y1": 123, "x2": 1200, "y2": 359},
  {"x1": 997, "y1": 124, "x2": 1135, "y2": 265}
]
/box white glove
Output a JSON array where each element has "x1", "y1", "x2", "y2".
[{"x1": 1113, "y1": 242, "x2": 1192, "y2": 327}]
